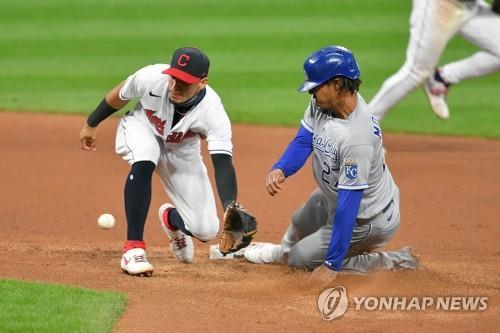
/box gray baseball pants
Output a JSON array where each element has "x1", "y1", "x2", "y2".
[{"x1": 281, "y1": 187, "x2": 415, "y2": 272}]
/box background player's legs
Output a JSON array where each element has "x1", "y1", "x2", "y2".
[
  {"x1": 425, "y1": 3, "x2": 500, "y2": 118},
  {"x1": 440, "y1": 52, "x2": 500, "y2": 84},
  {"x1": 441, "y1": 3, "x2": 500, "y2": 84},
  {"x1": 156, "y1": 148, "x2": 219, "y2": 242},
  {"x1": 369, "y1": 0, "x2": 470, "y2": 121},
  {"x1": 281, "y1": 188, "x2": 335, "y2": 254},
  {"x1": 460, "y1": 0, "x2": 500, "y2": 57}
]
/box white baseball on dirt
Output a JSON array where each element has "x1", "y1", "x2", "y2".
[{"x1": 97, "y1": 213, "x2": 116, "y2": 229}]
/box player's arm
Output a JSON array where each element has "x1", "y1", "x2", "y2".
[
  {"x1": 80, "y1": 81, "x2": 129, "y2": 151},
  {"x1": 266, "y1": 125, "x2": 313, "y2": 196},
  {"x1": 324, "y1": 189, "x2": 363, "y2": 270},
  {"x1": 213, "y1": 153, "x2": 259, "y2": 255},
  {"x1": 313, "y1": 143, "x2": 374, "y2": 283},
  {"x1": 323, "y1": 144, "x2": 373, "y2": 270},
  {"x1": 210, "y1": 153, "x2": 237, "y2": 210},
  {"x1": 311, "y1": 189, "x2": 363, "y2": 284}
]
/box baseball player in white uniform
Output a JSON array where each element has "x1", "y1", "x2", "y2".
[
  {"x1": 244, "y1": 46, "x2": 420, "y2": 283},
  {"x1": 370, "y1": 0, "x2": 500, "y2": 121},
  {"x1": 80, "y1": 47, "x2": 239, "y2": 277}
]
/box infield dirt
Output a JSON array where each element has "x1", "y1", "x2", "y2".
[{"x1": 1, "y1": 112, "x2": 499, "y2": 332}]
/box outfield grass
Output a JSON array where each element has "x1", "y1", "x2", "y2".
[
  {"x1": 0, "y1": 0, "x2": 498, "y2": 137},
  {"x1": 0, "y1": 279, "x2": 126, "y2": 333}
]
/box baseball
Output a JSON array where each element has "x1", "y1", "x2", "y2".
[{"x1": 97, "y1": 213, "x2": 116, "y2": 229}]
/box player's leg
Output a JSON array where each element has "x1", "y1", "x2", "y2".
[
  {"x1": 281, "y1": 188, "x2": 334, "y2": 254},
  {"x1": 440, "y1": 52, "x2": 500, "y2": 84},
  {"x1": 369, "y1": 0, "x2": 469, "y2": 121},
  {"x1": 285, "y1": 210, "x2": 380, "y2": 269},
  {"x1": 115, "y1": 113, "x2": 160, "y2": 276},
  {"x1": 244, "y1": 188, "x2": 334, "y2": 264},
  {"x1": 287, "y1": 189, "x2": 419, "y2": 271},
  {"x1": 425, "y1": 2, "x2": 500, "y2": 119},
  {"x1": 156, "y1": 147, "x2": 219, "y2": 242},
  {"x1": 442, "y1": 3, "x2": 500, "y2": 83},
  {"x1": 285, "y1": 222, "x2": 373, "y2": 269},
  {"x1": 425, "y1": 52, "x2": 500, "y2": 119},
  {"x1": 285, "y1": 189, "x2": 365, "y2": 269},
  {"x1": 340, "y1": 189, "x2": 420, "y2": 273},
  {"x1": 285, "y1": 224, "x2": 332, "y2": 269}
]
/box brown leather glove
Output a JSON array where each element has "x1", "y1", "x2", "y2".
[{"x1": 218, "y1": 202, "x2": 257, "y2": 255}]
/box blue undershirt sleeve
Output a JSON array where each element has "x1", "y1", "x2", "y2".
[
  {"x1": 324, "y1": 189, "x2": 364, "y2": 271},
  {"x1": 271, "y1": 125, "x2": 313, "y2": 177}
]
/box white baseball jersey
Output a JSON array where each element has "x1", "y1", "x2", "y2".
[
  {"x1": 301, "y1": 94, "x2": 396, "y2": 219},
  {"x1": 114, "y1": 64, "x2": 233, "y2": 241},
  {"x1": 119, "y1": 64, "x2": 233, "y2": 157}
]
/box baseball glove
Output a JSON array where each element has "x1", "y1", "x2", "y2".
[{"x1": 218, "y1": 202, "x2": 257, "y2": 255}]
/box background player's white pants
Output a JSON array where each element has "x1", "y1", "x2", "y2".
[
  {"x1": 115, "y1": 112, "x2": 219, "y2": 241},
  {"x1": 369, "y1": 0, "x2": 500, "y2": 120},
  {"x1": 442, "y1": 2, "x2": 500, "y2": 84},
  {"x1": 441, "y1": 52, "x2": 500, "y2": 84},
  {"x1": 281, "y1": 188, "x2": 414, "y2": 273}
]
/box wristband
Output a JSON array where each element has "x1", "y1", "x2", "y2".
[{"x1": 87, "y1": 98, "x2": 118, "y2": 127}]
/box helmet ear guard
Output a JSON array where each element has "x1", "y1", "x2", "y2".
[{"x1": 298, "y1": 46, "x2": 360, "y2": 93}]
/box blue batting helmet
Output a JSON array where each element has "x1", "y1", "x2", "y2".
[{"x1": 298, "y1": 45, "x2": 360, "y2": 93}]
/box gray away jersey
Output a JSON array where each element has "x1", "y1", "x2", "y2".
[{"x1": 301, "y1": 94, "x2": 397, "y2": 219}]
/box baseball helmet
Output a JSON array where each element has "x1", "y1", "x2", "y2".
[{"x1": 298, "y1": 45, "x2": 360, "y2": 93}]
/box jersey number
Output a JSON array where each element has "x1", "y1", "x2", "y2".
[{"x1": 322, "y1": 161, "x2": 331, "y2": 185}]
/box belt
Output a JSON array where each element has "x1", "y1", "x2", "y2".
[{"x1": 382, "y1": 199, "x2": 394, "y2": 214}]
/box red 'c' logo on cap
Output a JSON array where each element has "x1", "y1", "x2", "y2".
[{"x1": 178, "y1": 54, "x2": 190, "y2": 67}]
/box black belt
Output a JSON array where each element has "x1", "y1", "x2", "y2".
[{"x1": 382, "y1": 199, "x2": 394, "y2": 214}]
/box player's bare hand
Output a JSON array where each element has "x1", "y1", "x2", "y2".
[
  {"x1": 311, "y1": 264, "x2": 338, "y2": 287},
  {"x1": 80, "y1": 123, "x2": 98, "y2": 151},
  {"x1": 265, "y1": 169, "x2": 286, "y2": 196}
]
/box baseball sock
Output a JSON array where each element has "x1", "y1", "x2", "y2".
[
  {"x1": 124, "y1": 160, "x2": 155, "y2": 241},
  {"x1": 122, "y1": 240, "x2": 146, "y2": 253},
  {"x1": 435, "y1": 69, "x2": 451, "y2": 87},
  {"x1": 166, "y1": 208, "x2": 193, "y2": 237}
]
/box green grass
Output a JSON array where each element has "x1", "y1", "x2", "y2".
[
  {"x1": 0, "y1": 0, "x2": 498, "y2": 137},
  {"x1": 0, "y1": 279, "x2": 126, "y2": 333}
]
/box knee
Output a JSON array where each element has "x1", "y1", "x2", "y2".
[
  {"x1": 126, "y1": 161, "x2": 156, "y2": 184},
  {"x1": 492, "y1": 53, "x2": 500, "y2": 66},
  {"x1": 131, "y1": 160, "x2": 156, "y2": 174},
  {"x1": 398, "y1": 65, "x2": 431, "y2": 86},
  {"x1": 188, "y1": 218, "x2": 219, "y2": 241},
  {"x1": 287, "y1": 240, "x2": 329, "y2": 270},
  {"x1": 484, "y1": 41, "x2": 500, "y2": 59}
]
